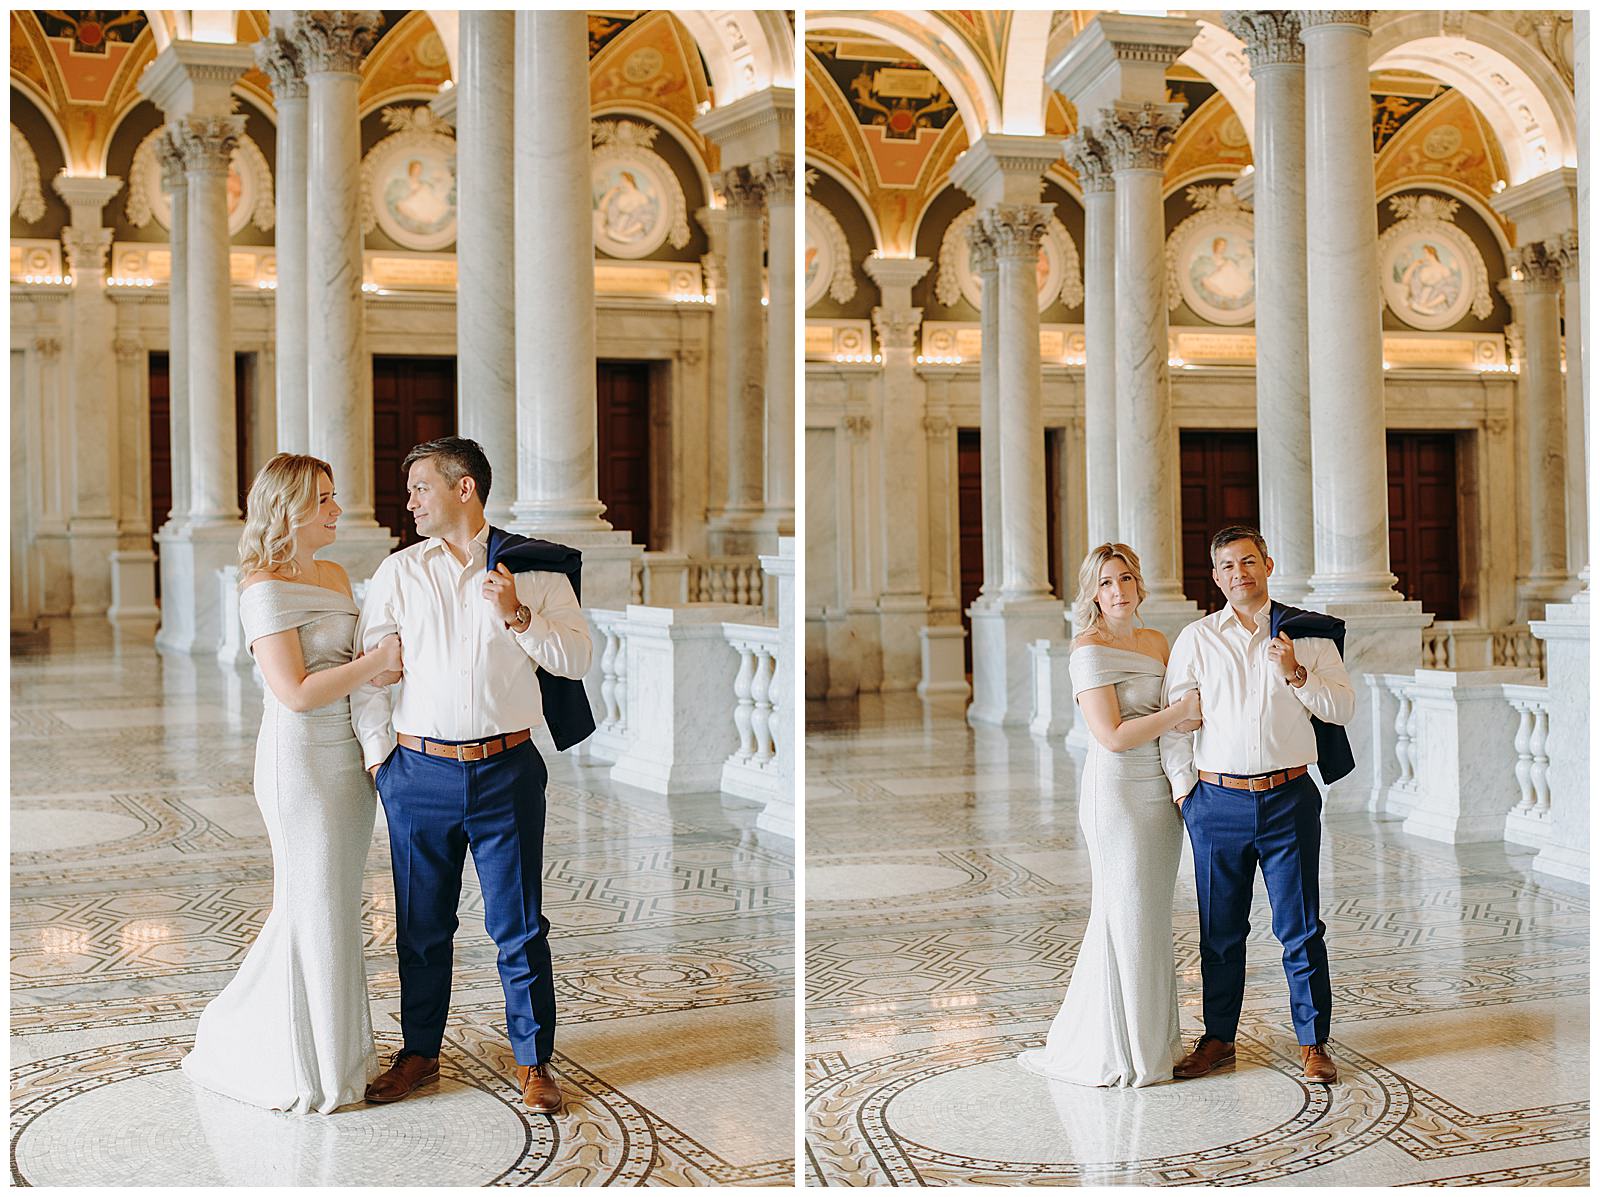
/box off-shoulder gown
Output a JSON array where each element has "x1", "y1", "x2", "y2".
[
  {"x1": 183, "y1": 581, "x2": 379, "y2": 1113},
  {"x1": 1018, "y1": 645, "x2": 1183, "y2": 1087}
]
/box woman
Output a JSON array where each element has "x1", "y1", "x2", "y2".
[
  {"x1": 1018, "y1": 544, "x2": 1201, "y2": 1088},
  {"x1": 183, "y1": 454, "x2": 402, "y2": 1113}
]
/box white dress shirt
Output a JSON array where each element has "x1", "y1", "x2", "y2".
[
  {"x1": 351, "y1": 523, "x2": 593, "y2": 769},
  {"x1": 1160, "y1": 603, "x2": 1355, "y2": 801}
]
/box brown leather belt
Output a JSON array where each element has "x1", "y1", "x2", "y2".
[
  {"x1": 1198, "y1": 765, "x2": 1309, "y2": 792},
  {"x1": 396, "y1": 729, "x2": 531, "y2": 762}
]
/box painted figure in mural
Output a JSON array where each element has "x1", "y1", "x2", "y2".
[
  {"x1": 353, "y1": 437, "x2": 593, "y2": 1115},
  {"x1": 1190, "y1": 234, "x2": 1254, "y2": 310},
  {"x1": 1161, "y1": 526, "x2": 1356, "y2": 1086},
  {"x1": 595, "y1": 168, "x2": 658, "y2": 245},
  {"x1": 1018, "y1": 544, "x2": 1202, "y2": 1087},
  {"x1": 183, "y1": 454, "x2": 402, "y2": 1113},
  {"x1": 385, "y1": 156, "x2": 455, "y2": 236},
  {"x1": 1398, "y1": 242, "x2": 1461, "y2": 316}
]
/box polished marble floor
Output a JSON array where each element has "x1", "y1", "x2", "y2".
[
  {"x1": 804, "y1": 694, "x2": 1589, "y2": 1187},
  {"x1": 11, "y1": 620, "x2": 795, "y2": 1187}
]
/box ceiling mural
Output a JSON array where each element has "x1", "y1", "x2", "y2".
[
  {"x1": 810, "y1": 38, "x2": 956, "y2": 145},
  {"x1": 1375, "y1": 87, "x2": 1508, "y2": 219},
  {"x1": 589, "y1": 12, "x2": 644, "y2": 60},
  {"x1": 589, "y1": 11, "x2": 716, "y2": 171},
  {"x1": 1165, "y1": 87, "x2": 1253, "y2": 191},
  {"x1": 361, "y1": 10, "x2": 453, "y2": 112}
]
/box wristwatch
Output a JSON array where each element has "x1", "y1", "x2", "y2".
[
  {"x1": 1287, "y1": 664, "x2": 1307, "y2": 687},
  {"x1": 507, "y1": 603, "x2": 532, "y2": 633}
]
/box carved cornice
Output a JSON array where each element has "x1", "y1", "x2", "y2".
[
  {"x1": 872, "y1": 306, "x2": 922, "y2": 351},
  {"x1": 62, "y1": 227, "x2": 114, "y2": 276},
  {"x1": 716, "y1": 165, "x2": 766, "y2": 215},
  {"x1": 174, "y1": 115, "x2": 245, "y2": 176},
  {"x1": 1099, "y1": 101, "x2": 1184, "y2": 173},
  {"x1": 752, "y1": 153, "x2": 795, "y2": 204},
  {"x1": 1224, "y1": 10, "x2": 1305, "y2": 67},
  {"x1": 292, "y1": 10, "x2": 382, "y2": 76},
  {"x1": 1298, "y1": 11, "x2": 1373, "y2": 32},
  {"x1": 979, "y1": 204, "x2": 1053, "y2": 262},
  {"x1": 254, "y1": 28, "x2": 308, "y2": 99},
  {"x1": 1061, "y1": 127, "x2": 1116, "y2": 194},
  {"x1": 1509, "y1": 241, "x2": 1564, "y2": 287}
]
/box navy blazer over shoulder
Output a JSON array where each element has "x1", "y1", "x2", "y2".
[{"x1": 1268, "y1": 600, "x2": 1354, "y2": 785}]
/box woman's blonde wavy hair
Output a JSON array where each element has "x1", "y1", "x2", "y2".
[
  {"x1": 1070, "y1": 542, "x2": 1148, "y2": 635},
  {"x1": 238, "y1": 453, "x2": 334, "y2": 584}
]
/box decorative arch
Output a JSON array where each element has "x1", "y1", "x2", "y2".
[
  {"x1": 1000, "y1": 11, "x2": 1053, "y2": 135},
  {"x1": 422, "y1": 10, "x2": 458, "y2": 79},
  {"x1": 1178, "y1": 20, "x2": 1255, "y2": 150},
  {"x1": 674, "y1": 11, "x2": 795, "y2": 104},
  {"x1": 1370, "y1": 12, "x2": 1576, "y2": 184},
  {"x1": 7, "y1": 76, "x2": 73, "y2": 172},
  {"x1": 805, "y1": 10, "x2": 1000, "y2": 136},
  {"x1": 807, "y1": 157, "x2": 885, "y2": 258}
]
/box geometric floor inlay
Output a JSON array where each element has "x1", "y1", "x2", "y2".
[{"x1": 804, "y1": 693, "x2": 1590, "y2": 1188}]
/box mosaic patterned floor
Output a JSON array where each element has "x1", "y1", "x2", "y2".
[
  {"x1": 11, "y1": 620, "x2": 796, "y2": 1187},
  {"x1": 804, "y1": 694, "x2": 1590, "y2": 1187}
]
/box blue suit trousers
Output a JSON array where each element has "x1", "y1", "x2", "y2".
[
  {"x1": 1180, "y1": 773, "x2": 1332, "y2": 1046},
  {"x1": 376, "y1": 737, "x2": 555, "y2": 1065}
]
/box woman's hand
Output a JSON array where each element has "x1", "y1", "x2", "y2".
[
  {"x1": 370, "y1": 669, "x2": 403, "y2": 687},
  {"x1": 1170, "y1": 689, "x2": 1202, "y2": 728}
]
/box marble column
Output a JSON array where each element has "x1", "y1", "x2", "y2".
[
  {"x1": 53, "y1": 174, "x2": 124, "y2": 615},
  {"x1": 1574, "y1": 11, "x2": 1591, "y2": 599},
  {"x1": 457, "y1": 9, "x2": 516, "y2": 527},
  {"x1": 1553, "y1": 232, "x2": 1586, "y2": 585},
  {"x1": 1301, "y1": 11, "x2": 1400, "y2": 603},
  {"x1": 1227, "y1": 10, "x2": 1313, "y2": 602},
  {"x1": 1499, "y1": 246, "x2": 1572, "y2": 616},
  {"x1": 966, "y1": 220, "x2": 1002, "y2": 604},
  {"x1": 1102, "y1": 100, "x2": 1198, "y2": 636},
  {"x1": 156, "y1": 131, "x2": 191, "y2": 531},
  {"x1": 865, "y1": 255, "x2": 931, "y2": 690},
  {"x1": 255, "y1": 26, "x2": 309, "y2": 455},
  {"x1": 296, "y1": 11, "x2": 392, "y2": 578},
  {"x1": 756, "y1": 153, "x2": 795, "y2": 535},
  {"x1": 1061, "y1": 127, "x2": 1117, "y2": 548},
  {"x1": 698, "y1": 204, "x2": 730, "y2": 555},
  {"x1": 708, "y1": 165, "x2": 768, "y2": 554}
]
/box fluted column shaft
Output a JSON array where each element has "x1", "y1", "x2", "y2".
[
  {"x1": 983, "y1": 204, "x2": 1053, "y2": 599},
  {"x1": 256, "y1": 29, "x2": 309, "y2": 454},
  {"x1": 157, "y1": 132, "x2": 191, "y2": 526},
  {"x1": 178, "y1": 116, "x2": 244, "y2": 524},
  {"x1": 1230, "y1": 10, "x2": 1312, "y2": 599},
  {"x1": 1063, "y1": 129, "x2": 1117, "y2": 547},
  {"x1": 1302, "y1": 12, "x2": 1399, "y2": 601},
  {"x1": 458, "y1": 9, "x2": 517, "y2": 526},
  {"x1": 512, "y1": 10, "x2": 607, "y2": 531},
  {"x1": 758, "y1": 155, "x2": 795, "y2": 530},
  {"x1": 716, "y1": 168, "x2": 768, "y2": 529},
  {"x1": 298, "y1": 11, "x2": 381, "y2": 524},
  {"x1": 969, "y1": 224, "x2": 1002, "y2": 602},
  {"x1": 1105, "y1": 101, "x2": 1184, "y2": 598}
]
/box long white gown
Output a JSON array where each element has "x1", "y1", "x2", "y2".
[
  {"x1": 1018, "y1": 645, "x2": 1183, "y2": 1088},
  {"x1": 183, "y1": 581, "x2": 379, "y2": 1113}
]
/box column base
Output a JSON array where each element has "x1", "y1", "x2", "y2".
[
  {"x1": 1307, "y1": 570, "x2": 1404, "y2": 605},
  {"x1": 1027, "y1": 638, "x2": 1073, "y2": 739},
  {"x1": 1317, "y1": 599, "x2": 1430, "y2": 813},
  {"x1": 967, "y1": 597, "x2": 1066, "y2": 727},
  {"x1": 67, "y1": 518, "x2": 120, "y2": 616},
  {"x1": 318, "y1": 523, "x2": 400, "y2": 584},
  {"x1": 107, "y1": 549, "x2": 160, "y2": 636},
  {"x1": 878, "y1": 595, "x2": 928, "y2": 692},
  {"x1": 155, "y1": 521, "x2": 245, "y2": 656},
  {"x1": 918, "y1": 624, "x2": 970, "y2": 699}
]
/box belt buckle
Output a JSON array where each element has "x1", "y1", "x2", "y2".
[
  {"x1": 459, "y1": 742, "x2": 486, "y2": 762},
  {"x1": 1250, "y1": 775, "x2": 1270, "y2": 792}
]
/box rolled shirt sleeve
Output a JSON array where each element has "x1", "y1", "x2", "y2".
[
  {"x1": 1290, "y1": 636, "x2": 1357, "y2": 726},
  {"x1": 510, "y1": 571, "x2": 592, "y2": 679},
  {"x1": 351, "y1": 558, "x2": 400, "y2": 770}
]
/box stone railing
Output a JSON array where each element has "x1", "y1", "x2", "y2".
[
  {"x1": 1418, "y1": 621, "x2": 1543, "y2": 678},
  {"x1": 721, "y1": 622, "x2": 783, "y2": 799},
  {"x1": 630, "y1": 553, "x2": 767, "y2": 610},
  {"x1": 1501, "y1": 682, "x2": 1552, "y2": 849},
  {"x1": 1492, "y1": 625, "x2": 1546, "y2": 676},
  {"x1": 586, "y1": 608, "x2": 631, "y2": 763},
  {"x1": 1373, "y1": 673, "x2": 1421, "y2": 819}
]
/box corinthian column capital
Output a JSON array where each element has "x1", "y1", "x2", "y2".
[
  {"x1": 1062, "y1": 126, "x2": 1116, "y2": 194},
  {"x1": 62, "y1": 226, "x2": 113, "y2": 276},
  {"x1": 1509, "y1": 241, "x2": 1565, "y2": 288},
  {"x1": 872, "y1": 306, "x2": 923, "y2": 351},
  {"x1": 156, "y1": 127, "x2": 187, "y2": 192},
  {"x1": 965, "y1": 218, "x2": 997, "y2": 276},
  {"x1": 293, "y1": 10, "x2": 383, "y2": 75},
  {"x1": 1100, "y1": 101, "x2": 1184, "y2": 172},
  {"x1": 174, "y1": 115, "x2": 244, "y2": 175},
  {"x1": 1550, "y1": 231, "x2": 1580, "y2": 277},
  {"x1": 255, "y1": 27, "x2": 309, "y2": 99},
  {"x1": 1224, "y1": 10, "x2": 1306, "y2": 67},
  {"x1": 716, "y1": 165, "x2": 767, "y2": 214},
  {"x1": 1298, "y1": 11, "x2": 1373, "y2": 32},
  {"x1": 751, "y1": 153, "x2": 795, "y2": 204},
  {"x1": 980, "y1": 203, "x2": 1053, "y2": 262}
]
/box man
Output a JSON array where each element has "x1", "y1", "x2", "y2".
[
  {"x1": 1161, "y1": 525, "x2": 1355, "y2": 1084},
  {"x1": 352, "y1": 437, "x2": 593, "y2": 1112}
]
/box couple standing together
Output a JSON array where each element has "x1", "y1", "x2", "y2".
[
  {"x1": 1020, "y1": 527, "x2": 1356, "y2": 1088},
  {"x1": 181, "y1": 436, "x2": 593, "y2": 1115}
]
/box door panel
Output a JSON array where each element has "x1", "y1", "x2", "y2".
[
  {"x1": 596, "y1": 360, "x2": 653, "y2": 549},
  {"x1": 1180, "y1": 431, "x2": 1261, "y2": 613},
  {"x1": 372, "y1": 356, "x2": 457, "y2": 549},
  {"x1": 1387, "y1": 431, "x2": 1461, "y2": 619}
]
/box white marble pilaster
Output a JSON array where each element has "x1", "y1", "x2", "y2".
[
  {"x1": 155, "y1": 131, "x2": 191, "y2": 533},
  {"x1": 865, "y1": 255, "x2": 932, "y2": 690},
  {"x1": 1575, "y1": 11, "x2": 1590, "y2": 598},
  {"x1": 1302, "y1": 12, "x2": 1402, "y2": 603},
  {"x1": 1553, "y1": 232, "x2": 1586, "y2": 586},
  {"x1": 1062, "y1": 128, "x2": 1117, "y2": 548},
  {"x1": 1499, "y1": 248, "x2": 1573, "y2": 617},
  {"x1": 756, "y1": 153, "x2": 795, "y2": 536},
  {"x1": 52, "y1": 175, "x2": 124, "y2": 615},
  {"x1": 708, "y1": 166, "x2": 768, "y2": 554},
  {"x1": 255, "y1": 25, "x2": 309, "y2": 456},
  {"x1": 697, "y1": 205, "x2": 731, "y2": 549},
  {"x1": 456, "y1": 9, "x2": 516, "y2": 527},
  {"x1": 1227, "y1": 10, "x2": 1313, "y2": 603},
  {"x1": 966, "y1": 222, "x2": 1002, "y2": 603}
]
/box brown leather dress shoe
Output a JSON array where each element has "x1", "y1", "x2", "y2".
[
  {"x1": 516, "y1": 1062, "x2": 562, "y2": 1113},
  {"x1": 365, "y1": 1050, "x2": 440, "y2": 1103},
  {"x1": 1173, "y1": 1035, "x2": 1237, "y2": 1079},
  {"x1": 1301, "y1": 1043, "x2": 1337, "y2": 1084}
]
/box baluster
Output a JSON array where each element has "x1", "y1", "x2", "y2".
[
  {"x1": 768, "y1": 641, "x2": 782, "y2": 770},
  {"x1": 1511, "y1": 701, "x2": 1535, "y2": 811},
  {"x1": 598, "y1": 625, "x2": 619, "y2": 732},
  {"x1": 1402, "y1": 692, "x2": 1420, "y2": 788},
  {"x1": 731, "y1": 642, "x2": 756, "y2": 762},
  {"x1": 750, "y1": 645, "x2": 774, "y2": 763},
  {"x1": 1529, "y1": 704, "x2": 1551, "y2": 815},
  {"x1": 1392, "y1": 686, "x2": 1413, "y2": 787},
  {"x1": 630, "y1": 564, "x2": 643, "y2": 605}
]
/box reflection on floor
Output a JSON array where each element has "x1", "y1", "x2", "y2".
[
  {"x1": 11, "y1": 621, "x2": 795, "y2": 1187},
  {"x1": 804, "y1": 694, "x2": 1589, "y2": 1187}
]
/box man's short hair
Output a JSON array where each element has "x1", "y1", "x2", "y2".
[
  {"x1": 1209, "y1": 524, "x2": 1269, "y2": 562},
  {"x1": 402, "y1": 436, "x2": 492, "y2": 504}
]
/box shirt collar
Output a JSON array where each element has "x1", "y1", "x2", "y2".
[
  {"x1": 1218, "y1": 602, "x2": 1266, "y2": 634},
  {"x1": 423, "y1": 521, "x2": 491, "y2": 558}
]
